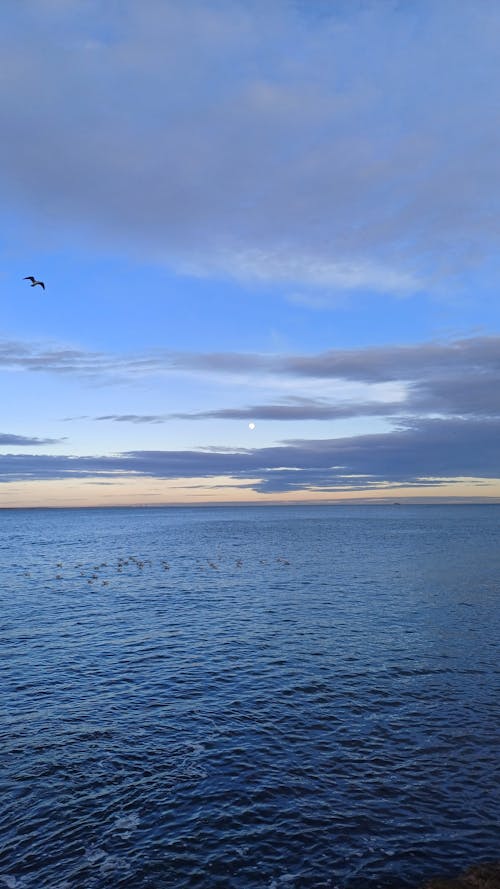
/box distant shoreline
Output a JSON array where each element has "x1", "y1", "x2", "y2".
[{"x1": 1, "y1": 499, "x2": 500, "y2": 511}]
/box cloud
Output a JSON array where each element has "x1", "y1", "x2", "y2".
[
  {"x1": 84, "y1": 336, "x2": 500, "y2": 420},
  {"x1": 88, "y1": 398, "x2": 398, "y2": 423},
  {"x1": 6, "y1": 333, "x2": 498, "y2": 421},
  {"x1": 174, "y1": 367, "x2": 500, "y2": 422},
  {"x1": 0, "y1": 338, "x2": 177, "y2": 380},
  {"x1": 278, "y1": 337, "x2": 500, "y2": 383},
  {"x1": 95, "y1": 414, "x2": 166, "y2": 424},
  {"x1": 0, "y1": 417, "x2": 498, "y2": 493},
  {"x1": 1, "y1": 0, "x2": 500, "y2": 292},
  {"x1": 183, "y1": 249, "x2": 419, "y2": 293},
  {"x1": 3, "y1": 333, "x2": 500, "y2": 381},
  {"x1": 0, "y1": 432, "x2": 63, "y2": 445},
  {"x1": 170, "y1": 397, "x2": 399, "y2": 421}
]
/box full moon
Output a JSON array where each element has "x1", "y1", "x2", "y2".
[{"x1": 248, "y1": 422, "x2": 256, "y2": 430}]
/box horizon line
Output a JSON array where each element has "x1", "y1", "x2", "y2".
[{"x1": 2, "y1": 497, "x2": 500, "y2": 510}]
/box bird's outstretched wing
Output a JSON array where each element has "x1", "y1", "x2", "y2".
[
  {"x1": 36, "y1": 282, "x2": 45, "y2": 290},
  {"x1": 23, "y1": 276, "x2": 36, "y2": 283}
]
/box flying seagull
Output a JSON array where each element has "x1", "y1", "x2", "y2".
[{"x1": 23, "y1": 276, "x2": 45, "y2": 290}]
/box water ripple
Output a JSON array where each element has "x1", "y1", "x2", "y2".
[{"x1": 0, "y1": 505, "x2": 499, "y2": 888}]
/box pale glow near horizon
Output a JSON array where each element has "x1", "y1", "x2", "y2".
[{"x1": 1, "y1": 477, "x2": 499, "y2": 509}]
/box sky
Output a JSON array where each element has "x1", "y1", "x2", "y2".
[{"x1": 1, "y1": 0, "x2": 499, "y2": 507}]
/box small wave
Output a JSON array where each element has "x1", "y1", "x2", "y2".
[
  {"x1": 0, "y1": 878, "x2": 30, "y2": 889},
  {"x1": 85, "y1": 847, "x2": 107, "y2": 866},
  {"x1": 268, "y1": 874, "x2": 297, "y2": 889},
  {"x1": 0, "y1": 878, "x2": 20, "y2": 889},
  {"x1": 112, "y1": 812, "x2": 140, "y2": 832},
  {"x1": 85, "y1": 847, "x2": 132, "y2": 878},
  {"x1": 98, "y1": 854, "x2": 132, "y2": 877}
]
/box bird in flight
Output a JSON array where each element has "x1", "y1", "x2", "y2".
[{"x1": 23, "y1": 276, "x2": 45, "y2": 290}]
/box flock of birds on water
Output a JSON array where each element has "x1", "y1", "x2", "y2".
[{"x1": 21, "y1": 554, "x2": 292, "y2": 586}]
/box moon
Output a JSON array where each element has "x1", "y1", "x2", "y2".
[{"x1": 248, "y1": 422, "x2": 256, "y2": 430}]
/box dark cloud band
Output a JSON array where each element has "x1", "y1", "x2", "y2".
[
  {"x1": 0, "y1": 433, "x2": 63, "y2": 446},
  {"x1": 2, "y1": 334, "x2": 499, "y2": 382},
  {"x1": 1, "y1": 418, "x2": 498, "y2": 493}
]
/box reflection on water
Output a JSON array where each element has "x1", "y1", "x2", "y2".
[{"x1": 0, "y1": 505, "x2": 499, "y2": 888}]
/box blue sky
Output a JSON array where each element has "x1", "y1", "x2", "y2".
[{"x1": 1, "y1": 0, "x2": 499, "y2": 506}]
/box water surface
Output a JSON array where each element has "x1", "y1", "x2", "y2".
[{"x1": 1, "y1": 505, "x2": 499, "y2": 888}]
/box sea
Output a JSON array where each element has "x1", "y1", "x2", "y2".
[{"x1": 0, "y1": 504, "x2": 499, "y2": 889}]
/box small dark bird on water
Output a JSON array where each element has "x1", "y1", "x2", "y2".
[{"x1": 23, "y1": 276, "x2": 45, "y2": 290}]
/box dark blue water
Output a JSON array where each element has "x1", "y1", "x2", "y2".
[{"x1": 0, "y1": 504, "x2": 499, "y2": 888}]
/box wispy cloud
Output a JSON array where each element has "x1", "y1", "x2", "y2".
[
  {"x1": 0, "y1": 338, "x2": 177, "y2": 380},
  {"x1": 182, "y1": 249, "x2": 419, "y2": 294},
  {"x1": 0, "y1": 432, "x2": 63, "y2": 446},
  {"x1": 94, "y1": 414, "x2": 167, "y2": 424},
  {"x1": 88, "y1": 398, "x2": 399, "y2": 424},
  {"x1": 3, "y1": 334, "x2": 500, "y2": 384},
  {"x1": 171, "y1": 398, "x2": 399, "y2": 421},
  {"x1": 18, "y1": 333, "x2": 495, "y2": 422},
  {"x1": 3, "y1": 333, "x2": 498, "y2": 428}
]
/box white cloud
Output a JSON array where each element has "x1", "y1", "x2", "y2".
[{"x1": 181, "y1": 248, "x2": 419, "y2": 293}]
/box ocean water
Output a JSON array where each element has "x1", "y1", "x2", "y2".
[{"x1": 0, "y1": 504, "x2": 499, "y2": 889}]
